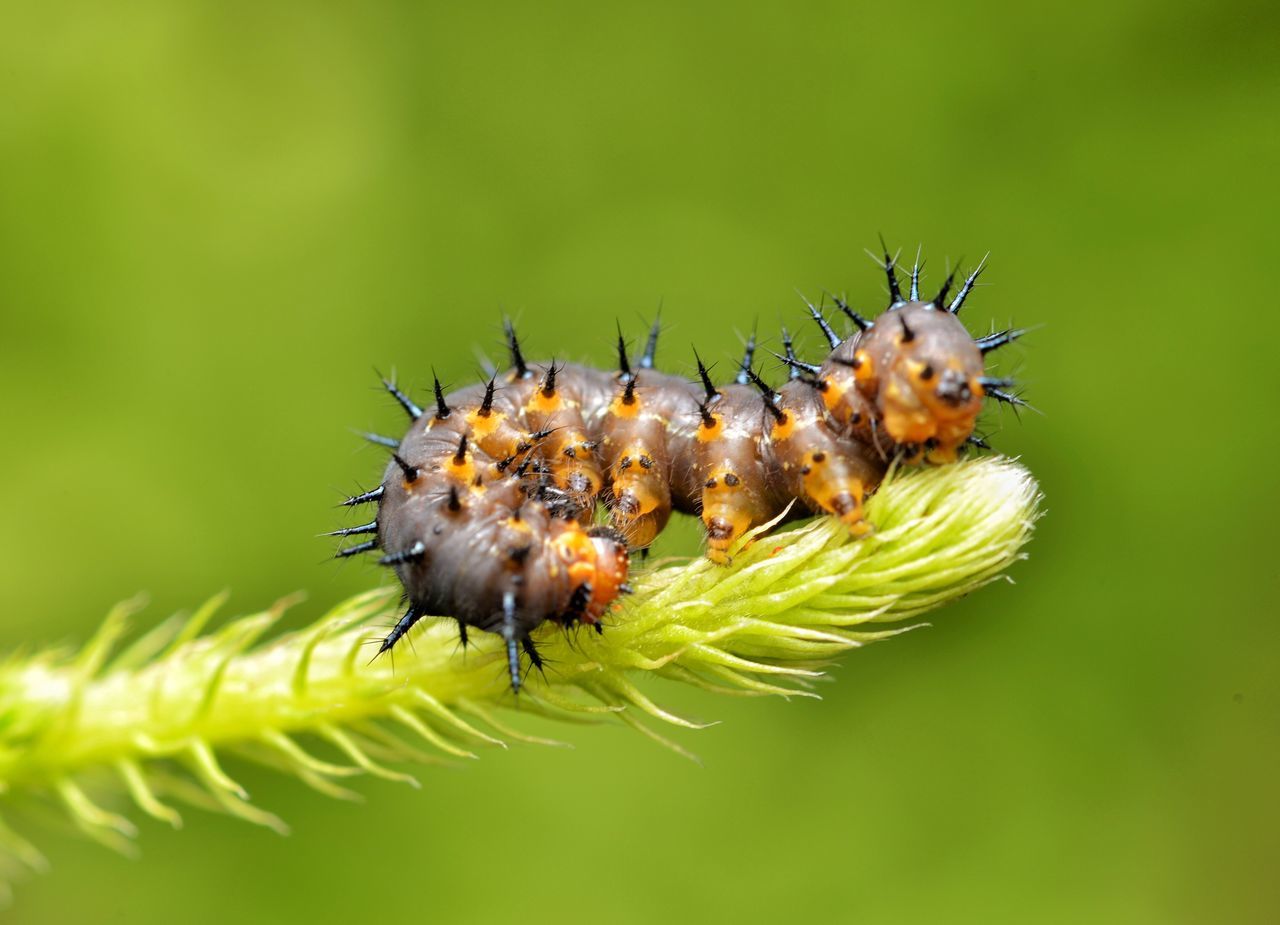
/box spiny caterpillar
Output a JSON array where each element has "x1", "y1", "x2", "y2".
[{"x1": 332, "y1": 247, "x2": 1028, "y2": 692}]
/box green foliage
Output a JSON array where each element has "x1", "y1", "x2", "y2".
[{"x1": 0, "y1": 458, "x2": 1037, "y2": 897}]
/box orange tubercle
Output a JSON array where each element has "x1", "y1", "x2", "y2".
[
  {"x1": 696, "y1": 413, "x2": 723, "y2": 442},
  {"x1": 853, "y1": 350, "x2": 875, "y2": 384},
  {"x1": 526, "y1": 390, "x2": 564, "y2": 416},
  {"x1": 608, "y1": 393, "x2": 641, "y2": 418},
  {"x1": 770, "y1": 412, "x2": 797, "y2": 442},
  {"x1": 465, "y1": 408, "x2": 505, "y2": 440}
]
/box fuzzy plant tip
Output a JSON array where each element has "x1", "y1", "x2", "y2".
[{"x1": 0, "y1": 456, "x2": 1038, "y2": 889}]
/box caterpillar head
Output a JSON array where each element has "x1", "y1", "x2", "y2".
[
  {"x1": 551, "y1": 523, "x2": 631, "y2": 622},
  {"x1": 858, "y1": 302, "x2": 985, "y2": 462}
]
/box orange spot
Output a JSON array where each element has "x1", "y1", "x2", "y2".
[
  {"x1": 820, "y1": 376, "x2": 848, "y2": 413},
  {"x1": 553, "y1": 529, "x2": 594, "y2": 578},
  {"x1": 608, "y1": 394, "x2": 641, "y2": 418},
  {"x1": 466, "y1": 409, "x2": 505, "y2": 440},
  {"x1": 770, "y1": 412, "x2": 796, "y2": 442},
  {"x1": 853, "y1": 350, "x2": 875, "y2": 384},
  {"x1": 881, "y1": 401, "x2": 931, "y2": 445},
  {"x1": 445, "y1": 454, "x2": 476, "y2": 484},
  {"x1": 527, "y1": 391, "x2": 563, "y2": 416}
]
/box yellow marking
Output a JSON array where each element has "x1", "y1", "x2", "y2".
[
  {"x1": 466, "y1": 409, "x2": 505, "y2": 440},
  {"x1": 551, "y1": 526, "x2": 599, "y2": 588},
  {"x1": 527, "y1": 390, "x2": 563, "y2": 415},
  {"x1": 445, "y1": 455, "x2": 476, "y2": 484},
  {"x1": 882, "y1": 399, "x2": 933, "y2": 445},
  {"x1": 695, "y1": 413, "x2": 723, "y2": 442},
  {"x1": 853, "y1": 350, "x2": 874, "y2": 384},
  {"x1": 770, "y1": 412, "x2": 796, "y2": 442},
  {"x1": 608, "y1": 393, "x2": 641, "y2": 418},
  {"x1": 821, "y1": 376, "x2": 849, "y2": 413}
]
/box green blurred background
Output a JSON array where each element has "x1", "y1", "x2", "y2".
[{"x1": 1, "y1": 1, "x2": 1276, "y2": 921}]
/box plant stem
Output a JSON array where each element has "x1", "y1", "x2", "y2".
[{"x1": 0, "y1": 456, "x2": 1039, "y2": 876}]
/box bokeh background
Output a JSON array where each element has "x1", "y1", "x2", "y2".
[{"x1": 2, "y1": 1, "x2": 1277, "y2": 922}]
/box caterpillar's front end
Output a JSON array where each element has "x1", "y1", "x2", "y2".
[
  {"x1": 818, "y1": 251, "x2": 1028, "y2": 467},
  {"x1": 855, "y1": 301, "x2": 987, "y2": 464}
]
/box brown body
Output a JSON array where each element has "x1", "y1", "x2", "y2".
[{"x1": 336, "y1": 254, "x2": 1019, "y2": 690}]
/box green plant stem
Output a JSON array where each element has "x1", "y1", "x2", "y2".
[{"x1": 0, "y1": 456, "x2": 1039, "y2": 879}]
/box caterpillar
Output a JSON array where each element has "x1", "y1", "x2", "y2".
[{"x1": 331, "y1": 247, "x2": 1027, "y2": 692}]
